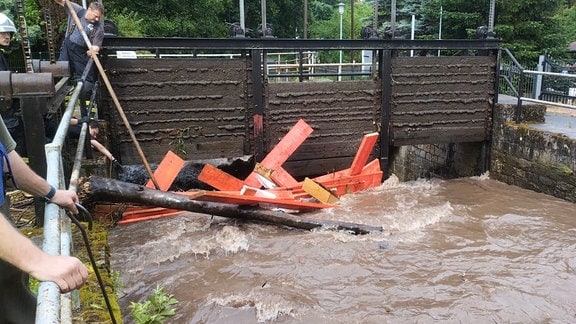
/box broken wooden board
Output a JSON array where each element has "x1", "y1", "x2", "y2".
[
  {"x1": 198, "y1": 163, "x2": 245, "y2": 191},
  {"x1": 243, "y1": 119, "x2": 312, "y2": 188},
  {"x1": 313, "y1": 158, "x2": 381, "y2": 183},
  {"x1": 145, "y1": 150, "x2": 185, "y2": 191},
  {"x1": 131, "y1": 150, "x2": 187, "y2": 223},
  {"x1": 175, "y1": 190, "x2": 334, "y2": 211},
  {"x1": 302, "y1": 177, "x2": 340, "y2": 204},
  {"x1": 348, "y1": 132, "x2": 379, "y2": 176},
  {"x1": 119, "y1": 206, "x2": 185, "y2": 224},
  {"x1": 288, "y1": 171, "x2": 383, "y2": 197}
]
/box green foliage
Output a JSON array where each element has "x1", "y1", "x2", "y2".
[
  {"x1": 168, "y1": 127, "x2": 190, "y2": 159},
  {"x1": 129, "y1": 285, "x2": 179, "y2": 324},
  {"x1": 109, "y1": 8, "x2": 145, "y2": 37},
  {"x1": 7, "y1": 0, "x2": 575, "y2": 68},
  {"x1": 309, "y1": 2, "x2": 373, "y2": 63},
  {"x1": 105, "y1": 0, "x2": 229, "y2": 37}
]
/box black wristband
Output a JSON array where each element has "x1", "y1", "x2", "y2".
[{"x1": 43, "y1": 185, "x2": 56, "y2": 201}]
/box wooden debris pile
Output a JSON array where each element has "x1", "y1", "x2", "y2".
[{"x1": 117, "y1": 119, "x2": 383, "y2": 226}]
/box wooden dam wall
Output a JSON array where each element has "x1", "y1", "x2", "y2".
[{"x1": 99, "y1": 53, "x2": 497, "y2": 179}]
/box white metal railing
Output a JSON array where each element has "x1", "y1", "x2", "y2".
[
  {"x1": 36, "y1": 80, "x2": 88, "y2": 324},
  {"x1": 521, "y1": 69, "x2": 576, "y2": 110},
  {"x1": 499, "y1": 49, "x2": 576, "y2": 112}
]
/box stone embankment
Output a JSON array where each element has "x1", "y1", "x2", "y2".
[{"x1": 491, "y1": 97, "x2": 576, "y2": 203}]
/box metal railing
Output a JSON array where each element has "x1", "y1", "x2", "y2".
[
  {"x1": 35, "y1": 79, "x2": 89, "y2": 323},
  {"x1": 499, "y1": 48, "x2": 576, "y2": 122}
]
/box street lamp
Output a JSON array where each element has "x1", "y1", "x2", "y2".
[{"x1": 337, "y1": 2, "x2": 345, "y2": 81}]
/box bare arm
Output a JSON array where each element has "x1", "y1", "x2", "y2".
[
  {"x1": 7, "y1": 150, "x2": 79, "y2": 214},
  {"x1": 53, "y1": 0, "x2": 65, "y2": 7},
  {"x1": 0, "y1": 215, "x2": 88, "y2": 293},
  {"x1": 90, "y1": 139, "x2": 115, "y2": 161}
]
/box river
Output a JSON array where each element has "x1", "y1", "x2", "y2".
[{"x1": 109, "y1": 173, "x2": 576, "y2": 323}]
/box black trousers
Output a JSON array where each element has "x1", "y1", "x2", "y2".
[{"x1": 59, "y1": 39, "x2": 97, "y2": 83}]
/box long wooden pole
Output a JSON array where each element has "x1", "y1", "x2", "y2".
[
  {"x1": 64, "y1": 0, "x2": 160, "y2": 189},
  {"x1": 84, "y1": 176, "x2": 384, "y2": 235}
]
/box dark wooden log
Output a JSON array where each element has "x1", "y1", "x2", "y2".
[{"x1": 81, "y1": 176, "x2": 383, "y2": 235}]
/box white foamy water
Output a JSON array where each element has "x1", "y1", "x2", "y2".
[{"x1": 109, "y1": 175, "x2": 576, "y2": 323}]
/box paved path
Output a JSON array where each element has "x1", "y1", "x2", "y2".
[
  {"x1": 498, "y1": 94, "x2": 576, "y2": 139},
  {"x1": 531, "y1": 107, "x2": 576, "y2": 139}
]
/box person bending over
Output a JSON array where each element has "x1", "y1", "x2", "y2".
[{"x1": 69, "y1": 117, "x2": 121, "y2": 167}]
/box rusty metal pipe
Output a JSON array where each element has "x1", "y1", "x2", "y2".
[{"x1": 64, "y1": 0, "x2": 160, "y2": 189}]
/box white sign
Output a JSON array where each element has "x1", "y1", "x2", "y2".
[{"x1": 116, "y1": 51, "x2": 138, "y2": 59}]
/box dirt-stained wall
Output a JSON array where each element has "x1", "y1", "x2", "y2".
[
  {"x1": 267, "y1": 81, "x2": 380, "y2": 176},
  {"x1": 100, "y1": 58, "x2": 252, "y2": 164},
  {"x1": 391, "y1": 56, "x2": 495, "y2": 145},
  {"x1": 99, "y1": 54, "x2": 497, "y2": 180}
]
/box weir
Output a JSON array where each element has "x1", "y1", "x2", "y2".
[
  {"x1": 1, "y1": 38, "x2": 574, "y2": 322},
  {"x1": 97, "y1": 38, "x2": 499, "y2": 183}
]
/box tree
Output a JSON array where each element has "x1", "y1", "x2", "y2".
[{"x1": 100, "y1": 0, "x2": 231, "y2": 37}]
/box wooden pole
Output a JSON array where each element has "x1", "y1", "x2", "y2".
[
  {"x1": 82, "y1": 176, "x2": 384, "y2": 235},
  {"x1": 64, "y1": 0, "x2": 160, "y2": 189}
]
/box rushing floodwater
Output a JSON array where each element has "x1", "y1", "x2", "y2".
[{"x1": 109, "y1": 173, "x2": 576, "y2": 323}]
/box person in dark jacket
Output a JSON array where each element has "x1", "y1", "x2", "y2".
[
  {"x1": 55, "y1": 0, "x2": 104, "y2": 116},
  {"x1": 69, "y1": 116, "x2": 120, "y2": 166},
  {"x1": 55, "y1": 0, "x2": 104, "y2": 83},
  {"x1": 0, "y1": 13, "x2": 26, "y2": 157}
]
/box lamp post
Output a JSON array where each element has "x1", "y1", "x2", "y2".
[{"x1": 337, "y1": 2, "x2": 345, "y2": 81}]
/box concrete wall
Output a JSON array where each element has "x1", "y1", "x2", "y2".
[{"x1": 490, "y1": 103, "x2": 576, "y2": 203}]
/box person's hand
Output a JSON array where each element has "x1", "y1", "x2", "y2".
[
  {"x1": 112, "y1": 159, "x2": 122, "y2": 169},
  {"x1": 28, "y1": 254, "x2": 89, "y2": 293},
  {"x1": 49, "y1": 190, "x2": 79, "y2": 214},
  {"x1": 87, "y1": 45, "x2": 100, "y2": 57}
]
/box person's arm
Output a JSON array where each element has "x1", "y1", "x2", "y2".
[
  {"x1": 87, "y1": 45, "x2": 100, "y2": 57},
  {"x1": 53, "y1": 0, "x2": 65, "y2": 7},
  {"x1": 0, "y1": 215, "x2": 88, "y2": 293},
  {"x1": 88, "y1": 26, "x2": 104, "y2": 56},
  {"x1": 90, "y1": 138, "x2": 115, "y2": 162},
  {"x1": 7, "y1": 150, "x2": 79, "y2": 214}
]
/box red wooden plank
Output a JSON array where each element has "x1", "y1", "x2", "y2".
[
  {"x1": 312, "y1": 169, "x2": 349, "y2": 183},
  {"x1": 268, "y1": 166, "x2": 300, "y2": 188},
  {"x1": 198, "y1": 164, "x2": 245, "y2": 191},
  {"x1": 311, "y1": 172, "x2": 383, "y2": 196},
  {"x1": 178, "y1": 190, "x2": 334, "y2": 211},
  {"x1": 361, "y1": 158, "x2": 381, "y2": 175},
  {"x1": 240, "y1": 186, "x2": 295, "y2": 200},
  {"x1": 348, "y1": 132, "x2": 379, "y2": 176},
  {"x1": 145, "y1": 150, "x2": 185, "y2": 191},
  {"x1": 244, "y1": 119, "x2": 312, "y2": 187},
  {"x1": 119, "y1": 206, "x2": 184, "y2": 224}
]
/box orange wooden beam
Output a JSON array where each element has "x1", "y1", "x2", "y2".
[
  {"x1": 119, "y1": 206, "x2": 184, "y2": 224},
  {"x1": 145, "y1": 150, "x2": 185, "y2": 191},
  {"x1": 348, "y1": 132, "x2": 379, "y2": 176},
  {"x1": 360, "y1": 158, "x2": 381, "y2": 175},
  {"x1": 181, "y1": 190, "x2": 335, "y2": 211},
  {"x1": 198, "y1": 163, "x2": 245, "y2": 191},
  {"x1": 244, "y1": 119, "x2": 312, "y2": 187}
]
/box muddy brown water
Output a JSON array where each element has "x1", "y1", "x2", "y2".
[{"x1": 109, "y1": 174, "x2": 576, "y2": 323}]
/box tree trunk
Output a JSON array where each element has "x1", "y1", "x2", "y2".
[{"x1": 81, "y1": 176, "x2": 383, "y2": 235}]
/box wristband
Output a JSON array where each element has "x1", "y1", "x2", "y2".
[{"x1": 43, "y1": 185, "x2": 56, "y2": 201}]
